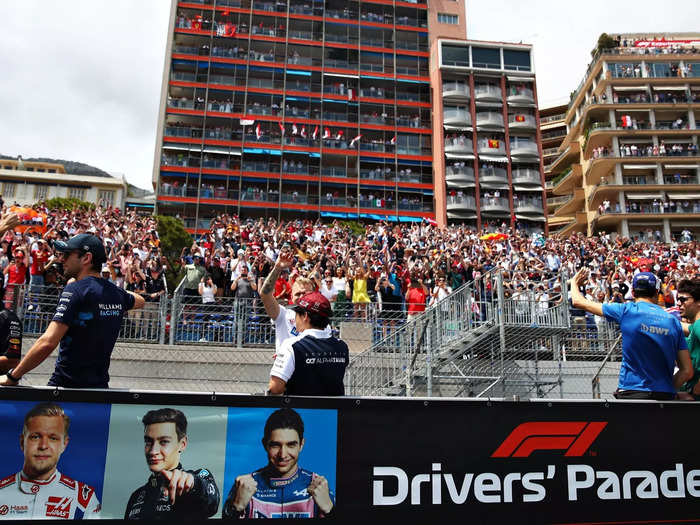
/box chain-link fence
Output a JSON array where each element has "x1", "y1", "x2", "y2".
[{"x1": 12, "y1": 275, "x2": 625, "y2": 399}]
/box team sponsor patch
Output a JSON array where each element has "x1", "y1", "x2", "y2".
[
  {"x1": 0, "y1": 505, "x2": 8, "y2": 515},
  {"x1": 59, "y1": 473, "x2": 76, "y2": 489},
  {"x1": 45, "y1": 496, "x2": 72, "y2": 519},
  {"x1": 198, "y1": 469, "x2": 210, "y2": 478},
  {"x1": 0, "y1": 474, "x2": 16, "y2": 488}
]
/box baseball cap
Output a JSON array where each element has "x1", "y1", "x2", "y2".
[
  {"x1": 632, "y1": 272, "x2": 660, "y2": 291},
  {"x1": 184, "y1": 256, "x2": 193, "y2": 264},
  {"x1": 291, "y1": 291, "x2": 332, "y2": 319},
  {"x1": 53, "y1": 233, "x2": 106, "y2": 265}
]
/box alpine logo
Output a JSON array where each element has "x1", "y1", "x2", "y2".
[
  {"x1": 491, "y1": 422, "x2": 607, "y2": 458},
  {"x1": 45, "y1": 496, "x2": 72, "y2": 519}
]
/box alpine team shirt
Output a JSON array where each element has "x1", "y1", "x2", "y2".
[
  {"x1": 603, "y1": 301, "x2": 688, "y2": 393},
  {"x1": 50, "y1": 276, "x2": 135, "y2": 388}
]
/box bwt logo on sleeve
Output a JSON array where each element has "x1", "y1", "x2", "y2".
[{"x1": 491, "y1": 421, "x2": 607, "y2": 458}]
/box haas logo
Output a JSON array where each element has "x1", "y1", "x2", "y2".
[
  {"x1": 45, "y1": 496, "x2": 72, "y2": 519},
  {"x1": 491, "y1": 422, "x2": 607, "y2": 458},
  {"x1": 0, "y1": 505, "x2": 8, "y2": 515}
]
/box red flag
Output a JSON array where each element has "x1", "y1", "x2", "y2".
[
  {"x1": 312, "y1": 125, "x2": 319, "y2": 140},
  {"x1": 335, "y1": 130, "x2": 344, "y2": 140},
  {"x1": 292, "y1": 123, "x2": 298, "y2": 135},
  {"x1": 256, "y1": 123, "x2": 262, "y2": 139},
  {"x1": 278, "y1": 122, "x2": 285, "y2": 135},
  {"x1": 349, "y1": 134, "x2": 362, "y2": 148},
  {"x1": 390, "y1": 135, "x2": 396, "y2": 145},
  {"x1": 323, "y1": 127, "x2": 331, "y2": 139},
  {"x1": 300, "y1": 126, "x2": 307, "y2": 138}
]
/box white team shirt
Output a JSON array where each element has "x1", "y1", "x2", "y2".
[
  {"x1": 270, "y1": 328, "x2": 331, "y2": 382},
  {"x1": 272, "y1": 305, "x2": 331, "y2": 351},
  {"x1": 0, "y1": 470, "x2": 101, "y2": 520}
]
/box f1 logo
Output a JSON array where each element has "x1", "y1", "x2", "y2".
[{"x1": 491, "y1": 421, "x2": 607, "y2": 458}]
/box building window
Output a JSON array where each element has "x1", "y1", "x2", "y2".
[
  {"x1": 67, "y1": 187, "x2": 86, "y2": 200},
  {"x1": 437, "y1": 13, "x2": 459, "y2": 24},
  {"x1": 34, "y1": 185, "x2": 48, "y2": 201},
  {"x1": 98, "y1": 190, "x2": 115, "y2": 207},
  {"x1": 472, "y1": 46, "x2": 501, "y2": 69},
  {"x1": 503, "y1": 49, "x2": 531, "y2": 72},
  {"x1": 442, "y1": 44, "x2": 468, "y2": 67},
  {"x1": 3, "y1": 183, "x2": 16, "y2": 198}
]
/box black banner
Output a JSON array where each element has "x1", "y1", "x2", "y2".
[{"x1": 0, "y1": 388, "x2": 698, "y2": 523}]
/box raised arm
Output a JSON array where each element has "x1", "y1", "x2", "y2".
[{"x1": 260, "y1": 247, "x2": 294, "y2": 320}]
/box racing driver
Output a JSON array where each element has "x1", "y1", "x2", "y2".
[
  {"x1": 0, "y1": 402, "x2": 101, "y2": 520},
  {"x1": 222, "y1": 408, "x2": 335, "y2": 519},
  {"x1": 124, "y1": 408, "x2": 219, "y2": 519}
]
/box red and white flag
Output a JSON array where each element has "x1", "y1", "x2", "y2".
[
  {"x1": 300, "y1": 126, "x2": 307, "y2": 138},
  {"x1": 323, "y1": 127, "x2": 331, "y2": 139},
  {"x1": 390, "y1": 135, "x2": 396, "y2": 145},
  {"x1": 255, "y1": 122, "x2": 262, "y2": 139},
  {"x1": 621, "y1": 115, "x2": 632, "y2": 128},
  {"x1": 335, "y1": 130, "x2": 344, "y2": 140},
  {"x1": 349, "y1": 134, "x2": 362, "y2": 148},
  {"x1": 312, "y1": 125, "x2": 319, "y2": 140},
  {"x1": 278, "y1": 122, "x2": 285, "y2": 135},
  {"x1": 347, "y1": 88, "x2": 354, "y2": 101},
  {"x1": 292, "y1": 123, "x2": 298, "y2": 135}
]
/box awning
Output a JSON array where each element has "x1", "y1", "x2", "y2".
[
  {"x1": 619, "y1": 139, "x2": 653, "y2": 144},
  {"x1": 447, "y1": 212, "x2": 478, "y2": 219},
  {"x1": 613, "y1": 86, "x2": 648, "y2": 92},
  {"x1": 511, "y1": 156, "x2": 540, "y2": 163},
  {"x1": 478, "y1": 155, "x2": 509, "y2": 163},
  {"x1": 507, "y1": 76, "x2": 533, "y2": 82},
  {"x1": 445, "y1": 153, "x2": 475, "y2": 160},
  {"x1": 623, "y1": 164, "x2": 657, "y2": 170},
  {"x1": 479, "y1": 182, "x2": 510, "y2": 190},
  {"x1": 324, "y1": 72, "x2": 359, "y2": 79},
  {"x1": 446, "y1": 180, "x2": 475, "y2": 188},
  {"x1": 474, "y1": 102, "x2": 503, "y2": 108},
  {"x1": 516, "y1": 214, "x2": 546, "y2": 221},
  {"x1": 664, "y1": 164, "x2": 698, "y2": 169},
  {"x1": 625, "y1": 193, "x2": 664, "y2": 200},
  {"x1": 444, "y1": 125, "x2": 473, "y2": 131},
  {"x1": 513, "y1": 184, "x2": 543, "y2": 191},
  {"x1": 652, "y1": 85, "x2": 687, "y2": 91},
  {"x1": 667, "y1": 193, "x2": 700, "y2": 200}
]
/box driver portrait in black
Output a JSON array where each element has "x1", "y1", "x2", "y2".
[{"x1": 124, "y1": 408, "x2": 219, "y2": 519}]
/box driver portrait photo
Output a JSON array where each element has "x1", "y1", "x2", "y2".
[{"x1": 0, "y1": 402, "x2": 101, "y2": 520}]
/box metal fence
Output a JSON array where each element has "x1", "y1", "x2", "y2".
[{"x1": 12, "y1": 276, "x2": 626, "y2": 399}]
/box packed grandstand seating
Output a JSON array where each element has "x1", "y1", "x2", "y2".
[{"x1": 1, "y1": 204, "x2": 697, "y2": 317}]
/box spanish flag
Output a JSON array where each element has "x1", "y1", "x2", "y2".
[
  {"x1": 515, "y1": 115, "x2": 525, "y2": 122},
  {"x1": 488, "y1": 139, "x2": 500, "y2": 148}
]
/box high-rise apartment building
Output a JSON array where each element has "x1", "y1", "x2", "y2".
[
  {"x1": 431, "y1": 39, "x2": 547, "y2": 231},
  {"x1": 538, "y1": 101, "x2": 569, "y2": 230},
  {"x1": 550, "y1": 33, "x2": 700, "y2": 242},
  {"x1": 153, "y1": 0, "x2": 465, "y2": 232}
]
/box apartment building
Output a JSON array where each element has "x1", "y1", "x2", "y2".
[
  {"x1": 431, "y1": 39, "x2": 547, "y2": 231},
  {"x1": 539, "y1": 101, "x2": 569, "y2": 231},
  {"x1": 153, "y1": 0, "x2": 466, "y2": 232},
  {"x1": 550, "y1": 33, "x2": 700, "y2": 242}
]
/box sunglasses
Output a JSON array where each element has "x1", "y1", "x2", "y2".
[{"x1": 678, "y1": 296, "x2": 692, "y2": 304}]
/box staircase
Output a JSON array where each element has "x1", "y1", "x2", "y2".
[{"x1": 346, "y1": 269, "x2": 571, "y2": 397}]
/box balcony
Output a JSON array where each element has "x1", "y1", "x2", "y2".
[
  {"x1": 444, "y1": 136, "x2": 473, "y2": 154},
  {"x1": 506, "y1": 86, "x2": 534, "y2": 104},
  {"x1": 514, "y1": 199, "x2": 544, "y2": 214},
  {"x1": 442, "y1": 82, "x2": 470, "y2": 101},
  {"x1": 445, "y1": 167, "x2": 475, "y2": 187},
  {"x1": 508, "y1": 114, "x2": 537, "y2": 130},
  {"x1": 480, "y1": 197, "x2": 510, "y2": 213},
  {"x1": 512, "y1": 168, "x2": 542, "y2": 187},
  {"x1": 443, "y1": 108, "x2": 471, "y2": 127},
  {"x1": 476, "y1": 139, "x2": 506, "y2": 156},
  {"x1": 509, "y1": 138, "x2": 539, "y2": 158},
  {"x1": 479, "y1": 166, "x2": 508, "y2": 184},
  {"x1": 474, "y1": 84, "x2": 503, "y2": 102},
  {"x1": 475, "y1": 112, "x2": 504, "y2": 130},
  {"x1": 446, "y1": 195, "x2": 477, "y2": 211}
]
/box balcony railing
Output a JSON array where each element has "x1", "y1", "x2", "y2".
[
  {"x1": 512, "y1": 168, "x2": 542, "y2": 185},
  {"x1": 506, "y1": 87, "x2": 534, "y2": 103},
  {"x1": 480, "y1": 197, "x2": 510, "y2": 212},
  {"x1": 444, "y1": 136, "x2": 472, "y2": 153},
  {"x1": 477, "y1": 139, "x2": 506, "y2": 156},
  {"x1": 508, "y1": 114, "x2": 537, "y2": 129},
  {"x1": 445, "y1": 167, "x2": 475, "y2": 185},
  {"x1": 509, "y1": 139, "x2": 539, "y2": 157},
  {"x1": 540, "y1": 112, "x2": 567, "y2": 124},
  {"x1": 474, "y1": 85, "x2": 503, "y2": 101},
  {"x1": 442, "y1": 82, "x2": 470, "y2": 99},
  {"x1": 444, "y1": 108, "x2": 471, "y2": 126},
  {"x1": 475, "y1": 112, "x2": 505, "y2": 128},
  {"x1": 446, "y1": 195, "x2": 477, "y2": 210},
  {"x1": 479, "y1": 167, "x2": 508, "y2": 183},
  {"x1": 514, "y1": 199, "x2": 544, "y2": 213}
]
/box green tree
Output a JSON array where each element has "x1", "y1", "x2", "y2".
[
  {"x1": 156, "y1": 215, "x2": 192, "y2": 292},
  {"x1": 592, "y1": 33, "x2": 617, "y2": 57},
  {"x1": 44, "y1": 197, "x2": 95, "y2": 211}
]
